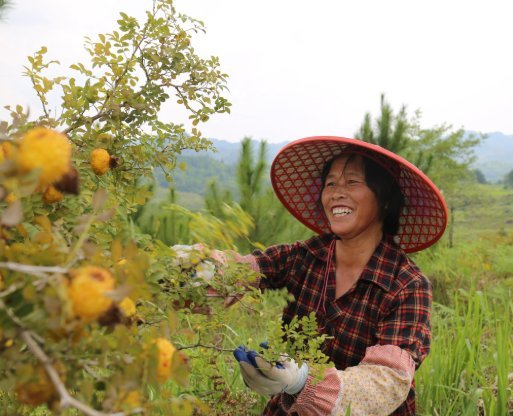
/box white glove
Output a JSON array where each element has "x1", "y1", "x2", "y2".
[{"x1": 233, "y1": 345, "x2": 308, "y2": 396}]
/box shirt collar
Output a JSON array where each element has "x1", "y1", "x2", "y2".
[
  {"x1": 301, "y1": 233, "x2": 338, "y2": 261},
  {"x1": 360, "y1": 236, "x2": 402, "y2": 292},
  {"x1": 303, "y1": 233, "x2": 402, "y2": 293}
]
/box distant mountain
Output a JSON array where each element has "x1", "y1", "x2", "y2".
[
  {"x1": 471, "y1": 132, "x2": 513, "y2": 183},
  {"x1": 173, "y1": 133, "x2": 513, "y2": 194},
  {"x1": 181, "y1": 138, "x2": 288, "y2": 165}
]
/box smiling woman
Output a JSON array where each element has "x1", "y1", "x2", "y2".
[
  {"x1": 231, "y1": 135, "x2": 448, "y2": 415},
  {"x1": 320, "y1": 155, "x2": 383, "y2": 248}
]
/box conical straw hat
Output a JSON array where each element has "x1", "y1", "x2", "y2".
[{"x1": 271, "y1": 136, "x2": 448, "y2": 253}]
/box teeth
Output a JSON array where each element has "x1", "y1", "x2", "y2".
[{"x1": 332, "y1": 207, "x2": 352, "y2": 216}]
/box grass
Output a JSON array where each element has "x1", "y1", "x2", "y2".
[{"x1": 416, "y1": 288, "x2": 513, "y2": 415}]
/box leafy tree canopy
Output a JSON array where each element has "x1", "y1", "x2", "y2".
[{"x1": 356, "y1": 93, "x2": 485, "y2": 198}]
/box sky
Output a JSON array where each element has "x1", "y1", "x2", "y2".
[{"x1": 1, "y1": 0, "x2": 512, "y2": 143}]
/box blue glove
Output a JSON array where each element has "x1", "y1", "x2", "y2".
[{"x1": 233, "y1": 344, "x2": 308, "y2": 396}]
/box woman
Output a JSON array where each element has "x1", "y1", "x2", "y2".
[{"x1": 233, "y1": 136, "x2": 448, "y2": 415}]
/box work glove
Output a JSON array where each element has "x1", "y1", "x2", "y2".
[{"x1": 233, "y1": 344, "x2": 308, "y2": 396}]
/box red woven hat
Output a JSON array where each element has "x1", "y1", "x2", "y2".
[{"x1": 271, "y1": 136, "x2": 448, "y2": 253}]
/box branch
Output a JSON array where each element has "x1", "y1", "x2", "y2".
[
  {"x1": 0, "y1": 262, "x2": 68, "y2": 277},
  {"x1": 62, "y1": 110, "x2": 108, "y2": 135},
  {"x1": 177, "y1": 341, "x2": 233, "y2": 353},
  {"x1": 0, "y1": 262, "x2": 68, "y2": 291},
  {"x1": 21, "y1": 330, "x2": 144, "y2": 416}
]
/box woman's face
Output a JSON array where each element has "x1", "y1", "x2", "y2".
[{"x1": 321, "y1": 155, "x2": 383, "y2": 242}]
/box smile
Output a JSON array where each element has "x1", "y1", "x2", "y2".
[{"x1": 332, "y1": 206, "x2": 353, "y2": 217}]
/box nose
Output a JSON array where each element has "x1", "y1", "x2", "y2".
[{"x1": 331, "y1": 183, "x2": 348, "y2": 199}]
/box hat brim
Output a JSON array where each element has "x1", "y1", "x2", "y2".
[{"x1": 270, "y1": 136, "x2": 448, "y2": 253}]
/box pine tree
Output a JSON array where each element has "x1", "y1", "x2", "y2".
[
  {"x1": 356, "y1": 93, "x2": 411, "y2": 154},
  {"x1": 205, "y1": 138, "x2": 311, "y2": 251}
]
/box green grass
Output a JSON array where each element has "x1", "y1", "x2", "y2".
[{"x1": 416, "y1": 288, "x2": 513, "y2": 415}]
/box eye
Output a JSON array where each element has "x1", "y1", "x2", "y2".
[{"x1": 324, "y1": 181, "x2": 336, "y2": 188}]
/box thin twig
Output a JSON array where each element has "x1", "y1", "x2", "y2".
[
  {"x1": 177, "y1": 341, "x2": 233, "y2": 353},
  {"x1": 0, "y1": 262, "x2": 68, "y2": 277}
]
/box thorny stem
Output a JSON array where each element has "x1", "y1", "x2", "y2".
[
  {"x1": 21, "y1": 330, "x2": 144, "y2": 416},
  {"x1": 0, "y1": 262, "x2": 66, "y2": 293},
  {"x1": 0, "y1": 262, "x2": 68, "y2": 278},
  {"x1": 64, "y1": 214, "x2": 96, "y2": 267}
]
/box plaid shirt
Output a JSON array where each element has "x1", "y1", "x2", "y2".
[{"x1": 253, "y1": 233, "x2": 432, "y2": 415}]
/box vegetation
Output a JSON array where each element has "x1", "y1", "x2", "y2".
[
  {"x1": 356, "y1": 93, "x2": 485, "y2": 198},
  {"x1": 0, "y1": 2, "x2": 329, "y2": 415},
  {"x1": 504, "y1": 168, "x2": 513, "y2": 188},
  {"x1": 204, "y1": 138, "x2": 312, "y2": 252},
  {"x1": 0, "y1": 1, "x2": 512, "y2": 415}
]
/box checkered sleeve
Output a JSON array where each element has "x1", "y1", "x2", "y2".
[
  {"x1": 251, "y1": 243, "x2": 298, "y2": 289},
  {"x1": 281, "y1": 271, "x2": 430, "y2": 415},
  {"x1": 376, "y1": 273, "x2": 432, "y2": 366}
]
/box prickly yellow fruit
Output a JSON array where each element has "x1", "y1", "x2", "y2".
[
  {"x1": 119, "y1": 297, "x2": 136, "y2": 317},
  {"x1": 5, "y1": 193, "x2": 17, "y2": 204},
  {"x1": 68, "y1": 266, "x2": 115, "y2": 323},
  {"x1": 43, "y1": 185, "x2": 64, "y2": 204},
  {"x1": 121, "y1": 390, "x2": 141, "y2": 408},
  {"x1": 16, "y1": 127, "x2": 72, "y2": 188},
  {"x1": 90, "y1": 148, "x2": 111, "y2": 175},
  {"x1": 155, "y1": 337, "x2": 177, "y2": 383},
  {"x1": 15, "y1": 366, "x2": 56, "y2": 406}
]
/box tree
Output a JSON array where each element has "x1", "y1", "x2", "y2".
[
  {"x1": 504, "y1": 169, "x2": 513, "y2": 188},
  {"x1": 473, "y1": 169, "x2": 488, "y2": 184},
  {"x1": 0, "y1": 0, "x2": 11, "y2": 20},
  {"x1": 0, "y1": 1, "x2": 236, "y2": 413},
  {"x1": 0, "y1": 2, "x2": 327, "y2": 414},
  {"x1": 356, "y1": 94, "x2": 485, "y2": 194},
  {"x1": 355, "y1": 93, "x2": 411, "y2": 154}
]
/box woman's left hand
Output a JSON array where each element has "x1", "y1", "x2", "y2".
[{"x1": 233, "y1": 345, "x2": 308, "y2": 396}]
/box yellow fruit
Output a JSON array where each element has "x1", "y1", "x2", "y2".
[
  {"x1": 15, "y1": 366, "x2": 56, "y2": 406},
  {"x1": 68, "y1": 266, "x2": 115, "y2": 323},
  {"x1": 121, "y1": 390, "x2": 141, "y2": 408},
  {"x1": 43, "y1": 185, "x2": 64, "y2": 204},
  {"x1": 4, "y1": 193, "x2": 17, "y2": 204},
  {"x1": 119, "y1": 297, "x2": 136, "y2": 317},
  {"x1": 16, "y1": 127, "x2": 72, "y2": 188},
  {"x1": 90, "y1": 148, "x2": 111, "y2": 175},
  {"x1": 155, "y1": 337, "x2": 177, "y2": 383}
]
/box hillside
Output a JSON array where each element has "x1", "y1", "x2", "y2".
[
  {"x1": 175, "y1": 132, "x2": 513, "y2": 189},
  {"x1": 471, "y1": 131, "x2": 513, "y2": 182},
  {"x1": 180, "y1": 138, "x2": 287, "y2": 165}
]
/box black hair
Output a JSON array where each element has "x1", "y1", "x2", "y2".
[{"x1": 319, "y1": 154, "x2": 404, "y2": 236}]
